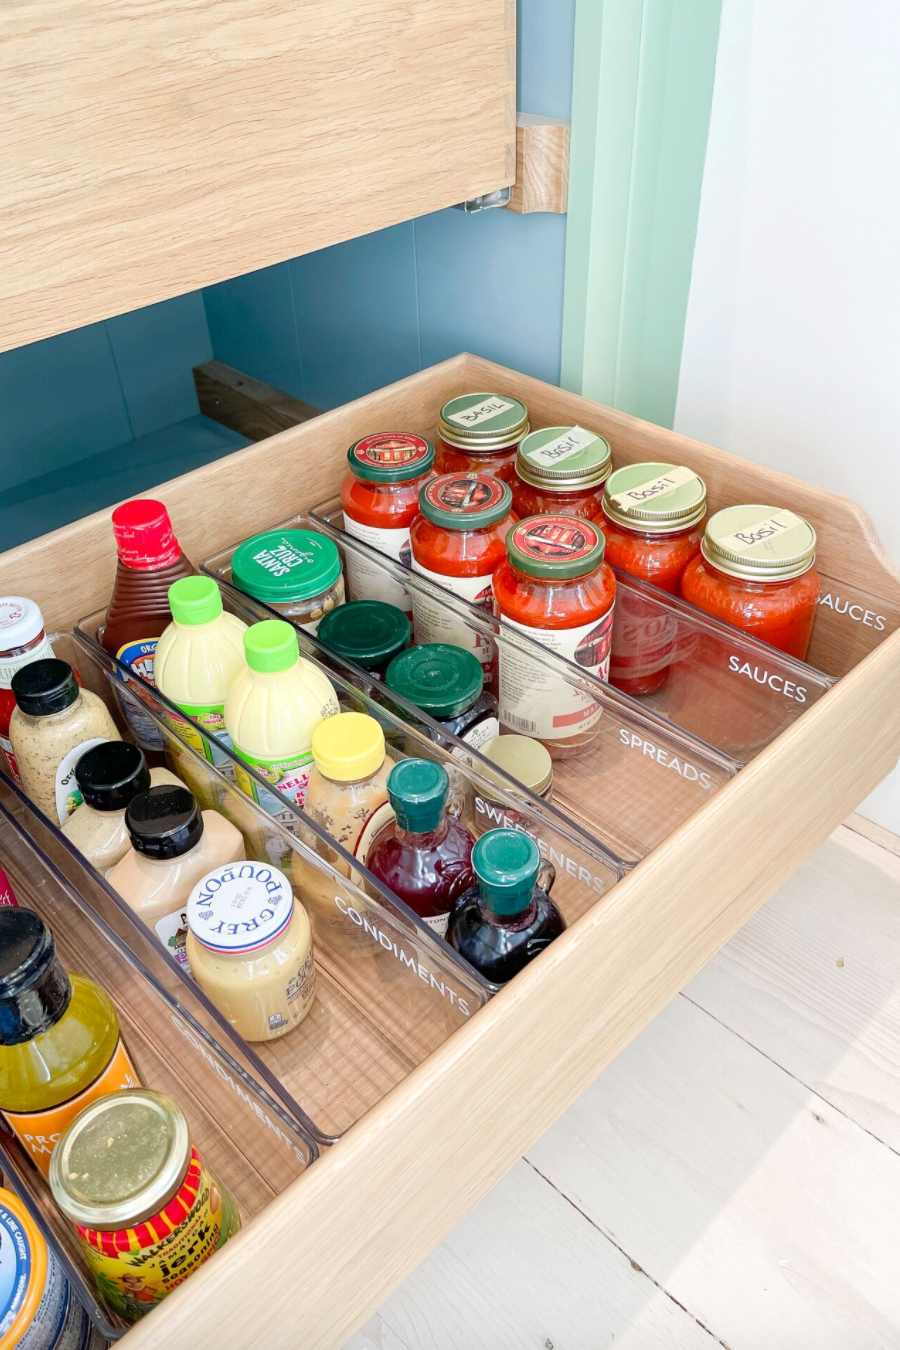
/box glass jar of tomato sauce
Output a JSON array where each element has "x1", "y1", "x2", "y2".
[
  {"x1": 492, "y1": 516, "x2": 616, "y2": 757},
  {"x1": 599, "y1": 462, "x2": 707, "y2": 696},
  {"x1": 436, "y1": 393, "x2": 529, "y2": 476},
  {"x1": 504, "y1": 425, "x2": 612, "y2": 520},
  {"x1": 341, "y1": 432, "x2": 435, "y2": 614}
]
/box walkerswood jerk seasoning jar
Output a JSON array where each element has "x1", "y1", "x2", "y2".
[
  {"x1": 435, "y1": 394, "x2": 529, "y2": 476},
  {"x1": 492, "y1": 516, "x2": 616, "y2": 756},
  {"x1": 502, "y1": 425, "x2": 612, "y2": 520}
]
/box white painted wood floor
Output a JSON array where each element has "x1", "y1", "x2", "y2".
[{"x1": 345, "y1": 819, "x2": 900, "y2": 1350}]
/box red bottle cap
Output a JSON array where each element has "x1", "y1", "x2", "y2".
[
  {"x1": 0, "y1": 866, "x2": 18, "y2": 908},
  {"x1": 112, "y1": 500, "x2": 182, "y2": 571}
]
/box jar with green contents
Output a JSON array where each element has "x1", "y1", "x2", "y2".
[{"x1": 230, "y1": 528, "x2": 345, "y2": 633}]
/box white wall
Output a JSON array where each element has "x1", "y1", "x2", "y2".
[{"x1": 675, "y1": 0, "x2": 900, "y2": 830}]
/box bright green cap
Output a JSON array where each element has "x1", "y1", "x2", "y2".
[
  {"x1": 473, "y1": 829, "x2": 540, "y2": 916},
  {"x1": 244, "y1": 619, "x2": 299, "y2": 674},
  {"x1": 387, "y1": 758, "x2": 448, "y2": 833},
  {"x1": 316, "y1": 601, "x2": 410, "y2": 670},
  {"x1": 385, "y1": 644, "x2": 483, "y2": 719},
  {"x1": 231, "y1": 529, "x2": 342, "y2": 602},
  {"x1": 168, "y1": 576, "x2": 223, "y2": 626},
  {"x1": 506, "y1": 515, "x2": 605, "y2": 580}
]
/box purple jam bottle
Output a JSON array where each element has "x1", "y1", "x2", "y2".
[{"x1": 365, "y1": 758, "x2": 475, "y2": 938}]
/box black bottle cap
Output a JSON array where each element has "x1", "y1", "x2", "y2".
[
  {"x1": 74, "y1": 741, "x2": 151, "y2": 812},
  {"x1": 126, "y1": 786, "x2": 203, "y2": 860},
  {"x1": 11, "y1": 659, "x2": 79, "y2": 716},
  {"x1": 0, "y1": 909, "x2": 72, "y2": 1045}
]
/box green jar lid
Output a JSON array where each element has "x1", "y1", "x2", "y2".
[
  {"x1": 169, "y1": 576, "x2": 223, "y2": 626},
  {"x1": 385, "y1": 643, "x2": 483, "y2": 718},
  {"x1": 473, "y1": 828, "x2": 540, "y2": 916},
  {"x1": 244, "y1": 619, "x2": 299, "y2": 674},
  {"x1": 602, "y1": 462, "x2": 707, "y2": 533},
  {"x1": 316, "y1": 600, "x2": 410, "y2": 670},
  {"x1": 419, "y1": 473, "x2": 513, "y2": 531},
  {"x1": 232, "y1": 529, "x2": 342, "y2": 602},
  {"x1": 387, "y1": 758, "x2": 449, "y2": 833},
  {"x1": 516, "y1": 425, "x2": 612, "y2": 491},
  {"x1": 347, "y1": 432, "x2": 435, "y2": 483},
  {"x1": 439, "y1": 393, "x2": 529, "y2": 450},
  {"x1": 506, "y1": 515, "x2": 606, "y2": 580},
  {"x1": 702, "y1": 504, "x2": 817, "y2": 581}
]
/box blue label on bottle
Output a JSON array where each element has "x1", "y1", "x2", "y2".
[{"x1": 114, "y1": 637, "x2": 166, "y2": 751}]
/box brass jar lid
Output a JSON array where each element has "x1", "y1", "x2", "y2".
[
  {"x1": 602, "y1": 462, "x2": 707, "y2": 532},
  {"x1": 485, "y1": 734, "x2": 553, "y2": 796},
  {"x1": 50, "y1": 1089, "x2": 191, "y2": 1230},
  {"x1": 701, "y1": 504, "x2": 817, "y2": 581},
  {"x1": 516, "y1": 426, "x2": 612, "y2": 491},
  {"x1": 438, "y1": 393, "x2": 529, "y2": 451}
]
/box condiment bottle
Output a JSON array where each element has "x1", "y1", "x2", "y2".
[
  {"x1": 0, "y1": 597, "x2": 56, "y2": 786},
  {"x1": 9, "y1": 659, "x2": 120, "y2": 824},
  {"x1": 101, "y1": 499, "x2": 194, "y2": 749},
  {"x1": 0, "y1": 866, "x2": 18, "y2": 907},
  {"x1": 225, "y1": 620, "x2": 340, "y2": 822},
  {"x1": 62, "y1": 741, "x2": 183, "y2": 872},
  {"x1": 186, "y1": 862, "x2": 316, "y2": 1041},
  {"x1": 50, "y1": 1089, "x2": 241, "y2": 1323},
  {"x1": 475, "y1": 734, "x2": 554, "y2": 835},
  {"x1": 0, "y1": 908, "x2": 140, "y2": 1178},
  {"x1": 409, "y1": 472, "x2": 515, "y2": 673},
  {"x1": 107, "y1": 785, "x2": 245, "y2": 968},
  {"x1": 435, "y1": 393, "x2": 530, "y2": 476},
  {"x1": 366, "y1": 759, "x2": 475, "y2": 937},
  {"x1": 385, "y1": 644, "x2": 499, "y2": 752},
  {"x1": 492, "y1": 516, "x2": 616, "y2": 756},
  {"x1": 446, "y1": 829, "x2": 565, "y2": 984},
  {"x1": 230, "y1": 528, "x2": 345, "y2": 633},
  {"x1": 316, "y1": 600, "x2": 411, "y2": 678},
  {"x1": 503, "y1": 425, "x2": 612, "y2": 521},
  {"x1": 305, "y1": 712, "x2": 395, "y2": 865},
  {"x1": 340, "y1": 432, "x2": 436, "y2": 613}
]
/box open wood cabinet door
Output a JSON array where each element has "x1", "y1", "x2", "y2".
[{"x1": 0, "y1": 0, "x2": 516, "y2": 352}]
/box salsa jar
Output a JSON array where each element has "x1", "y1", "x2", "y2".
[
  {"x1": 231, "y1": 528, "x2": 344, "y2": 633},
  {"x1": 409, "y1": 473, "x2": 515, "y2": 676},
  {"x1": 340, "y1": 432, "x2": 435, "y2": 613},
  {"x1": 599, "y1": 463, "x2": 707, "y2": 696},
  {"x1": 503, "y1": 425, "x2": 612, "y2": 520},
  {"x1": 492, "y1": 516, "x2": 616, "y2": 757},
  {"x1": 436, "y1": 394, "x2": 529, "y2": 476}
]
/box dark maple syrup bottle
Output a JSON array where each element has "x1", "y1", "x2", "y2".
[{"x1": 446, "y1": 828, "x2": 565, "y2": 984}]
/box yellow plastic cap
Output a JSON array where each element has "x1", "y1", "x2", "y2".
[{"x1": 311, "y1": 711, "x2": 385, "y2": 782}]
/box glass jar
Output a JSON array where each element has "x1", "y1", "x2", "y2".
[
  {"x1": 436, "y1": 393, "x2": 529, "y2": 476},
  {"x1": 385, "y1": 643, "x2": 500, "y2": 751},
  {"x1": 473, "y1": 733, "x2": 554, "y2": 837},
  {"x1": 598, "y1": 462, "x2": 707, "y2": 696},
  {"x1": 316, "y1": 599, "x2": 410, "y2": 677},
  {"x1": 340, "y1": 432, "x2": 436, "y2": 613},
  {"x1": 230, "y1": 527, "x2": 345, "y2": 633},
  {"x1": 0, "y1": 597, "x2": 55, "y2": 785},
  {"x1": 502, "y1": 425, "x2": 612, "y2": 520},
  {"x1": 492, "y1": 516, "x2": 616, "y2": 757}
]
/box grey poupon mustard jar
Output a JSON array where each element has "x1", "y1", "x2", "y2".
[{"x1": 507, "y1": 425, "x2": 613, "y2": 521}]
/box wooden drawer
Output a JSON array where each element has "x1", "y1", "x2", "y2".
[{"x1": 2, "y1": 353, "x2": 899, "y2": 1350}]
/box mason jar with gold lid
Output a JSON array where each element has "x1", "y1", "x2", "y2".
[
  {"x1": 474, "y1": 734, "x2": 554, "y2": 836},
  {"x1": 436, "y1": 393, "x2": 529, "y2": 476},
  {"x1": 506, "y1": 425, "x2": 613, "y2": 521}
]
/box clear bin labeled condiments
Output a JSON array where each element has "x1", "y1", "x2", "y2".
[
  {"x1": 492, "y1": 517, "x2": 616, "y2": 754},
  {"x1": 341, "y1": 433, "x2": 436, "y2": 613},
  {"x1": 503, "y1": 425, "x2": 612, "y2": 521},
  {"x1": 385, "y1": 644, "x2": 499, "y2": 751},
  {"x1": 62, "y1": 741, "x2": 182, "y2": 872},
  {"x1": 0, "y1": 598, "x2": 55, "y2": 786},
  {"x1": 435, "y1": 393, "x2": 529, "y2": 476},
  {"x1": 230, "y1": 528, "x2": 344, "y2": 633}
]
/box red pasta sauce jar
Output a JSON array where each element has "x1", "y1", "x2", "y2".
[
  {"x1": 436, "y1": 393, "x2": 529, "y2": 476},
  {"x1": 492, "y1": 516, "x2": 616, "y2": 757},
  {"x1": 501, "y1": 424, "x2": 612, "y2": 521}
]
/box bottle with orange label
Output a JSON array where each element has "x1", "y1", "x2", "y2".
[{"x1": 0, "y1": 908, "x2": 139, "y2": 1178}]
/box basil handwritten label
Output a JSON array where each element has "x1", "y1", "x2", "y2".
[
  {"x1": 608, "y1": 464, "x2": 699, "y2": 509},
  {"x1": 445, "y1": 396, "x2": 516, "y2": 429},
  {"x1": 527, "y1": 425, "x2": 600, "y2": 468},
  {"x1": 716, "y1": 509, "x2": 807, "y2": 555}
]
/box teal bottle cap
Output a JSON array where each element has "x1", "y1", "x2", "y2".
[
  {"x1": 387, "y1": 758, "x2": 449, "y2": 833},
  {"x1": 316, "y1": 600, "x2": 410, "y2": 670},
  {"x1": 231, "y1": 529, "x2": 342, "y2": 602},
  {"x1": 347, "y1": 433, "x2": 435, "y2": 483},
  {"x1": 506, "y1": 515, "x2": 605, "y2": 580},
  {"x1": 168, "y1": 576, "x2": 223, "y2": 626},
  {"x1": 418, "y1": 473, "x2": 513, "y2": 531},
  {"x1": 385, "y1": 643, "x2": 483, "y2": 718},
  {"x1": 473, "y1": 828, "x2": 540, "y2": 916},
  {"x1": 244, "y1": 619, "x2": 299, "y2": 674}
]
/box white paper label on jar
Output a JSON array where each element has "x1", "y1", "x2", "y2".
[
  {"x1": 498, "y1": 607, "x2": 615, "y2": 740},
  {"x1": 445, "y1": 396, "x2": 515, "y2": 429},
  {"x1": 715, "y1": 509, "x2": 806, "y2": 554},
  {"x1": 608, "y1": 464, "x2": 699, "y2": 508},
  {"x1": 409, "y1": 561, "x2": 496, "y2": 668},
  {"x1": 420, "y1": 911, "x2": 450, "y2": 937},
  {"x1": 154, "y1": 907, "x2": 192, "y2": 973},
  {"x1": 462, "y1": 715, "x2": 499, "y2": 751},
  {"x1": 342, "y1": 514, "x2": 412, "y2": 613},
  {"x1": 0, "y1": 634, "x2": 54, "y2": 689},
  {"x1": 54, "y1": 737, "x2": 107, "y2": 824},
  {"x1": 526, "y1": 426, "x2": 599, "y2": 468}
]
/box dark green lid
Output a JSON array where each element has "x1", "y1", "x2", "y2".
[
  {"x1": 387, "y1": 758, "x2": 448, "y2": 833},
  {"x1": 473, "y1": 829, "x2": 540, "y2": 916},
  {"x1": 385, "y1": 643, "x2": 483, "y2": 718},
  {"x1": 346, "y1": 433, "x2": 435, "y2": 483},
  {"x1": 231, "y1": 529, "x2": 342, "y2": 602},
  {"x1": 419, "y1": 474, "x2": 513, "y2": 531},
  {"x1": 316, "y1": 600, "x2": 410, "y2": 669},
  {"x1": 506, "y1": 515, "x2": 605, "y2": 580}
]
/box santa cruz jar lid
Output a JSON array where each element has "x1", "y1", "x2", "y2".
[
  {"x1": 602, "y1": 462, "x2": 707, "y2": 532},
  {"x1": 516, "y1": 425, "x2": 612, "y2": 491},
  {"x1": 438, "y1": 393, "x2": 529, "y2": 451},
  {"x1": 701, "y1": 504, "x2": 817, "y2": 581},
  {"x1": 231, "y1": 528, "x2": 342, "y2": 602},
  {"x1": 419, "y1": 473, "x2": 513, "y2": 531},
  {"x1": 186, "y1": 861, "x2": 294, "y2": 955},
  {"x1": 506, "y1": 515, "x2": 606, "y2": 580},
  {"x1": 347, "y1": 433, "x2": 435, "y2": 483}
]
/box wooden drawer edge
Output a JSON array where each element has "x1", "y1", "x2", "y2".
[{"x1": 122, "y1": 628, "x2": 900, "y2": 1350}]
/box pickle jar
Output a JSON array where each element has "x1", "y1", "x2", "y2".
[
  {"x1": 230, "y1": 528, "x2": 345, "y2": 634},
  {"x1": 505, "y1": 425, "x2": 612, "y2": 520},
  {"x1": 436, "y1": 393, "x2": 529, "y2": 476}
]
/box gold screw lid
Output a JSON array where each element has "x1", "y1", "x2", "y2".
[
  {"x1": 516, "y1": 426, "x2": 612, "y2": 491},
  {"x1": 438, "y1": 393, "x2": 529, "y2": 451},
  {"x1": 485, "y1": 734, "x2": 553, "y2": 796},
  {"x1": 50, "y1": 1089, "x2": 191, "y2": 1230},
  {"x1": 602, "y1": 462, "x2": 707, "y2": 533},
  {"x1": 701, "y1": 504, "x2": 817, "y2": 581}
]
